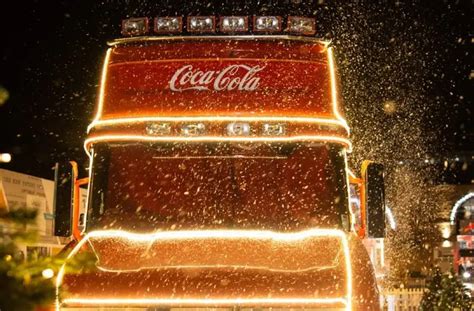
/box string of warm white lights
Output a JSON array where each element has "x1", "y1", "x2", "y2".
[
  {"x1": 83, "y1": 134, "x2": 353, "y2": 155},
  {"x1": 450, "y1": 192, "x2": 474, "y2": 224}
]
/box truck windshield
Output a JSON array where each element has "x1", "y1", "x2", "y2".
[{"x1": 87, "y1": 142, "x2": 349, "y2": 232}]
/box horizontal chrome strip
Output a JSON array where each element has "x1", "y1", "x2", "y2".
[
  {"x1": 152, "y1": 155, "x2": 288, "y2": 159},
  {"x1": 87, "y1": 116, "x2": 349, "y2": 134},
  {"x1": 108, "y1": 35, "x2": 330, "y2": 47}
]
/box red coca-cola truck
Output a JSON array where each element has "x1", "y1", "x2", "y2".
[{"x1": 53, "y1": 15, "x2": 386, "y2": 311}]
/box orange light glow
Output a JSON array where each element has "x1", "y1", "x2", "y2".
[{"x1": 56, "y1": 229, "x2": 352, "y2": 311}]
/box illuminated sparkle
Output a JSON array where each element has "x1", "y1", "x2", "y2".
[
  {"x1": 442, "y1": 240, "x2": 452, "y2": 248},
  {"x1": 42, "y1": 268, "x2": 54, "y2": 279},
  {"x1": 0, "y1": 85, "x2": 9, "y2": 106},
  {"x1": 385, "y1": 206, "x2": 397, "y2": 230},
  {"x1": 382, "y1": 100, "x2": 397, "y2": 114}
]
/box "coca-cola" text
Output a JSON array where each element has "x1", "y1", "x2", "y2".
[{"x1": 169, "y1": 64, "x2": 265, "y2": 92}]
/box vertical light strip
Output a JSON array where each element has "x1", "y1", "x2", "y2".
[
  {"x1": 81, "y1": 149, "x2": 94, "y2": 236},
  {"x1": 343, "y1": 150, "x2": 356, "y2": 234},
  {"x1": 92, "y1": 48, "x2": 112, "y2": 124},
  {"x1": 327, "y1": 47, "x2": 349, "y2": 132},
  {"x1": 343, "y1": 151, "x2": 355, "y2": 311}
]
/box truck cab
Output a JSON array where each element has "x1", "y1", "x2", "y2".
[{"x1": 53, "y1": 15, "x2": 386, "y2": 311}]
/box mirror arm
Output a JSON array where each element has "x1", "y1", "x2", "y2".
[
  {"x1": 359, "y1": 177, "x2": 366, "y2": 238},
  {"x1": 349, "y1": 174, "x2": 366, "y2": 238}
]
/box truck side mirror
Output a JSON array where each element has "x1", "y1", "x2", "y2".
[
  {"x1": 53, "y1": 162, "x2": 75, "y2": 237},
  {"x1": 362, "y1": 161, "x2": 386, "y2": 238}
]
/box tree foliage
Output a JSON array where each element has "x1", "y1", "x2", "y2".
[
  {"x1": 0, "y1": 208, "x2": 94, "y2": 311},
  {"x1": 0, "y1": 208, "x2": 58, "y2": 310},
  {"x1": 420, "y1": 268, "x2": 471, "y2": 311}
]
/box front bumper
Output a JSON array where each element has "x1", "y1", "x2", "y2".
[{"x1": 57, "y1": 229, "x2": 352, "y2": 311}]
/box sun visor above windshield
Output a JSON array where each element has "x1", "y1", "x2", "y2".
[{"x1": 88, "y1": 38, "x2": 348, "y2": 133}]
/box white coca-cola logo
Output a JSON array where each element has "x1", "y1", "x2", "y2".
[{"x1": 169, "y1": 64, "x2": 265, "y2": 92}]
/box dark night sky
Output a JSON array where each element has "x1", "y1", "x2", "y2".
[{"x1": 0, "y1": 0, "x2": 472, "y2": 180}]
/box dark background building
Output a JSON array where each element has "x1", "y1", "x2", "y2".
[{"x1": 0, "y1": 0, "x2": 472, "y2": 181}]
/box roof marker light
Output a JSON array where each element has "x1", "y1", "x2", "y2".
[
  {"x1": 253, "y1": 16, "x2": 282, "y2": 32},
  {"x1": 154, "y1": 17, "x2": 182, "y2": 33},
  {"x1": 181, "y1": 123, "x2": 206, "y2": 136},
  {"x1": 262, "y1": 123, "x2": 285, "y2": 136},
  {"x1": 227, "y1": 122, "x2": 251, "y2": 136},
  {"x1": 187, "y1": 16, "x2": 216, "y2": 33},
  {"x1": 121, "y1": 17, "x2": 149, "y2": 36},
  {"x1": 0, "y1": 153, "x2": 11, "y2": 163},
  {"x1": 146, "y1": 123, "x2": 172, "y2": 135},
  {"x1": 220, "y1": 16, "x2": 248, "y2": 33},
  {"x1": 287, "y1": 16, "x2": 316, "y2": 35}
]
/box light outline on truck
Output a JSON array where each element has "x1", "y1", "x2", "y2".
[
  {"x1": 327, "y1": 47, "x2": 348, "y2": 132},
  {"x1": 83, "y1": 134, "x2": 353, "y2": 155},
  {"x1": 56, "y1": 228, "x2": 352, "y2": 311}
]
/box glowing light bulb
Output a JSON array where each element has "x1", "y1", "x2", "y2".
[
  {"x1": 0, "y1": 153, "x2": 11, "y2": 163},
  {"x1": 42, "y1": 268, "x2": 54, "y2": 279}
]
